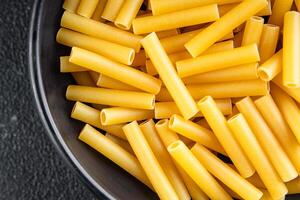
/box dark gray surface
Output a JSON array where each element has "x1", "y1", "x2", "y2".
[{"x1": 0, "y1": 1, "x2": 97, "y2": 199}]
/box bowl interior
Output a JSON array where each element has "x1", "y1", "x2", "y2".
[{"x1": 31, "y1": 0, "x2": 156, "y2": 199}]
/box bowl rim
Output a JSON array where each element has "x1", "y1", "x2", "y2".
[{"x1": 28, "y1": 1, "x2": 112, "y2": 199}]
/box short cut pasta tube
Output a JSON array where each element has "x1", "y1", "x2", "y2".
[
  {"x1": 132, "y1": 4, "x2": 219, "y2": 34},
  {"x1": 71, "y1": 72, "x2": 95, "y2": 86},
  {"x1": 63, "y1": 0, "x2": 80, "y2": 13},
  {"x1": 60, "y1": 56, "x2": 86, "y2": 72},
  {"x1": 185, "y1": 0, "x2": 268, "y2": 57},
  {"x1": 182, "y1": 63, "x2": 258, "y2": 84},
  {"x1": 198, "y1": 96, "x2": 255, "y2": 178},
  {"x1": 227, "y1": 114, "x2": 288, "y2": 200},
  {"x1": 191, "y1": 144, "x2": 263, "y2": 200},
  {"x1": 272, "y1": 75, "x2": 300, "y2": 103},
  {"x1": 259, "y1": 24, "x2": 280, "y2": 63},
  {"x1": 282, "y1": 11, "x2": 300, "y2": 88},
  {"x1": 96, "y1": 74, "x2": 140, "y2": 91},
  {"x1": 236, "y1": 97, "x2": 297, "y2": 182},
  {"x1": 176, "y1": 44, "x2": 260, "y2": 77},
  {"x1": 141, "y1": 33, "x2": 198, "y2": 120},
  {"x1": 156, "y1": 79, "x2": 269, "y2": 101},
  {"x1": 271, "y1": 84, "x2": 300, "y2": 144},
  {"x1": 101, "y1": 0, "x2": 125, "y2": 22},
  {"x1": 155, "y1": 99, "x2": 232, "y2": 119},
  {"x1": 114, "y1": 0, "x2": 143, "y2": 30},
  {"x1": 257, "y1": 50, "x2": 282, "y2": 81},
  {"x1": 71, "y1": 101, "x2": 126, "y2": 139},
  {"x1": 66, "y1": 85, "x2": 155, "y2": 110},
  {"x1": 241, "y1": 16, "x2": 264, "y2": 46},
  {"x1": 79, "y1": 124, "x2": 152, "y2": 188},
  {"x1": 169, "y1": 114, "x2": 225, "y2": 154},
  {"x1": 123, "y1": 121, "x2": 179, "y2": 200},
  {"x1": 268, "y1": 0, "x2": 294, "y2": 27},
  {"x1": 139, "y1": 120, "x2": 190, "y2": 200},
  {"x1": 168, "y1": 141, "x2": 232, "y2": 200},
  {"x1": 91, "y1": 0, "x2": 107, "y2": 21},
  {"x1": 56, "y1": 28, "x2": 135, "y2": 65},
  {"x1": 254, "y1": 95, "x2": 300, "y2": 173},
  {"x1": 69, "y1": 47, "x2": 161, "y2": 94},
  {"x1": 77, "y1": 0, "x2": 99, "y2": 18},
  {"x1": 100, "y1": 107, "x2": 154, "y2": 125},
  {"x1": 60, "y1": 11, "x2": 142, "y2": 52}
]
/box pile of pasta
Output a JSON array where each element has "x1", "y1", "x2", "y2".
[{"x1": 58, "y1": 0, "x2": 300, "y2": 199}]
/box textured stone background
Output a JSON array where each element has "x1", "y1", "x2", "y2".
[{"x1": 0, "y1": 1, "x2": 97, "y2": 199}]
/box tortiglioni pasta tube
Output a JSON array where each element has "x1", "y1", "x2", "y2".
[
  {"x1": 141, "y1": 32, "x2": 198, "y2": 120},
  {"x1": 169, "y1": 114, "x2": 226, "y2": 154},
  {"x1": 282, "y1": 11, "x2": 300, "y2": 88},
  {"x1": 77, "y1": 0, "x2": 99, "y2": 18},
  {"x1": 168, "y1": 141, "x2": 232, "y2": 200},
  {"x1": 236, "y1": 97, "x2": 297, "y2": 182},
  {"x1": 198, "y1": 96, "x2": 255, "y2": 178},
  {"x1": 139, "y1": 120, "x2": 190, "y2": 200},
  {"x1": 123, "y1": 121, "x2": 179, "y2": 200},
  {"x1": 61, "y1": 11, "x2": 142, "y2": 52},
  {"x1": 259, "y1": 24, "x2": 280, "y2": 63},
  {"x1": 176, "y1": 44, "x2": 260, "y2": 77},
  {"x1": 257, "y1": 50, "x2": 282, "y2": 81},
  {"x1": 69, "y1": 47, "x2": 162, "y2": 94},
  {"x1": 57, "y1": 28, "x2": 135, "y2": 65},
  {"x1": 66, "y1": 85, "x2": 155, "y2": 110},
  {"x1": 132, "y1": 4, "x2": 219, "y2": 34},
  {"x1": 227, "y1": 114, "x2": 287, "y2": 200},
  {"x1": 79, "y1": 124, "x2": 152, "y2": 189},
  {"x1": 241, "y1": 16, "x2": 264, "y2": 46},
  {"x1": 101, "y1": 0, "x2": 125, "y2": 21},
  {"x1": 185, "y1": 0, "x2": 267, "y2": 57},
  {"x1": 100, "y1": 107, "x2": 154, "y2": 125}
]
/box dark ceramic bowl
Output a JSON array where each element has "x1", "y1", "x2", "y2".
[{"x1": 28, "y1": 0, "x2": 299, "y2": 199}]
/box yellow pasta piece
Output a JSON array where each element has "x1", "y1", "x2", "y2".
[
  {"x1": 91, "y1": 0, "x2": 107, "y2": 21},
  {"x1": 79, "y1": 124, "x2": 152, "y2": 189},
  {"x1": 60, "y1": 11, "x2": 142, "y2": 52},
  {"x1": 141, "y1": 33, "x2": 198, "y2": 120},
  {"x1": 254, "y1": 95, "x2": 300, "y2": 173},
  {"x1": 286, "y1": 177, "x2": 300, "y2": 194},
  {"x1": 123, "y1": 121, "x2": 179, "y2": 200},
  {"x1": 227, "y1": 114, "x2": 288, "y2": 199},
  {"x1": 241, "y1": 16, "x2": 264, "y2": 46},
  {"x1": 71, "y1": 72, "x2": 95, "y2": 86},
  {"x1": 114, "y1": 0, "x2": 143, "y2": 30},
  {"x1": 185, "y1": 0, "x2": 268, "y2": 57},
  {"x1": 96, "y1": 74, "x2": 140, "y2": 91},
  {"x1": 182, "y1": 63, "x2": 258, "y2": 84},
  {"x1": 71, "y1": 101, "x2": 126, "y2": 139},
  {"x1": 169, "y1": 114, "x2": 226, "y2": 154},
  {"x1": 60, "y1": 56, "x2": 86, "y2": 72},
  {"x1": 259, "y1": 24, "x2": 280, "y2": 63},
  {"x1": 156, "y1": 79, "x2": 269, "y2": 102},
  {"x1": 272, "y1": 74, "x2": 300, "y2": 103},
  {"x1": 176, "y1": 44, "x2": 260, "y2": 77},
  {"x1": 105, "y1": 133, "x2": 134, "y2": 154},
  {"x1": 161, "y1": 28, "x2": 234, "y2": 54},
  {"x1": 156, "y1": 29, "x2": 180, "y2": 39},
  {"x1": 257, "y1": 50, "x2": 282, "y2": 81},
  {"x1": 168, "y1": 141, "x2": 232, "y2": 200},
  {"x1": 133, "y1": 4, "x2": 219, "y2": 34},
  {"x1": 271, "y1": 84, "x2": 300, "y2": 144},
  {"x1": 69, "y1": 47, "x2": 161, "y2": 94},
  {"x1": 191, "y1": 144, "x2": 263, "y2": 200},
  {"x1": 268, "y1": 0, "x2": 293, "y2": 27},
  {"x1": 131, "y1": 50, "x2": 146, "y2": 67},
  {"x1": 198, "y1": 96, "x2": 255, "y2": 178},
  {"x1": 77, "y1": 0, "x2": 99, "y2": 18},
  {"x1": 139, "y1": 120, "x2": 190, "y2": 200},
  {"x1": 57, "y1": 28, "x2": 135, "y2": 65},
  {"x1": 100, "y1": 107, "x2": 154, "y2": 125},
  {"x1": 236, "y1": 97, "x2": 297, "y2": 182},
  {"x1": 66, "y1": 85, "x2": 155, "y2": 110},
  {"x1": 101, "y1": 0, "x2": 124, "y2": 22},
  {"x1": 155, "y1": 99, "x2": 232, "y2": 119},
  {"x1": 282, "y1": 11, "x2": 300, "y2": 88},
  {"x1": 256, "y1": 0, "x2": 272, "y2": 16},
  {"x1": 63, "y1": 0, "x2": 80, "y2": 13}
]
